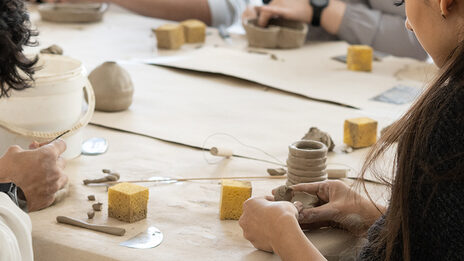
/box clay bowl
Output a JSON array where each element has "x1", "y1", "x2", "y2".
[
  {"x1": 39, "y1": 3, "x2": 108, "y2": 23},
  {"x1": 243, "y1": 18, "x2": 308, "y2": 49}
]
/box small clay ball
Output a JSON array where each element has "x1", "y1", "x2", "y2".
[
  {"x1": 88, "y1": 61, "x2": 134, "y2": 112},
  {"x1": 87, "y1": 210, "x2": 95, "y2": 219},
  {"x1": 87, "y1": 195, "x2": 96, "y2": 201},
  {"x1": 92, "y1": 202, "x2": 103, "y2": 211}
]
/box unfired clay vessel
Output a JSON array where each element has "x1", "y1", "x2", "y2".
[
  {"x1": 88, "y1": 62, "x2": 134, "y2": 112},
  {"x1": 38, "y1": 3, "x2": 108, "y2": 23},
  {"x1": 243, "y1": 19, "x2": 308, "y2": 49},
  {"x1": 286, "y1": 140, "x2": 328, "y2": 186}
]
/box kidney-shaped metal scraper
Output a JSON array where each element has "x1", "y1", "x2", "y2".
[{"x1": 120, "y1": 226, "x2": 163, "y2": 249}]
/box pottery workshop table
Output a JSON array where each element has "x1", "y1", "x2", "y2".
[{"x1": 25, "y1": 4, "x2": 405, "y2": 261}]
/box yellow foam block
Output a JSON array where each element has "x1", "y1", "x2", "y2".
[
  {"x1": 344, "y1": 117, "x2": 378, "y2": 148},
  {"x1": 154, "y1": 24, "x2": 185, "y2": 49},
  {"x1": 181, "y1": 19, "x2": 206, "y2": 43},
  {"x1": 108, "y1": 183, "x2": 149, "y2": 223},
  {"x1": 347, "y1": 45, "x2": 373, "y2": 72},
  {"x1": 219, "y1": 180, "x2": 252, "y2": 220}
]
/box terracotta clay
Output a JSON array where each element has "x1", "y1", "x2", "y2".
[
  {"x1": 243, "y1": 19, "x2": 308, "y2": 49},
  {"x1": 291, "y1": 191, "x2": 319, "y2": 209},
  {"x1": 88, "y1": 61, "x2": 134, "y2": 112},
  {"x1": 273, "y1": 185, "x2": 319, "y2": 209},
  {"x1": 274, "y1": 185, "x2": 293, "y2": 201},
  {"x1": 302, "y1": 127, "x2": 335, "y2": 152},
  {"x1": 267, "y1": 168, "x2": 287, "y2": 176},
  {"x1": 286, "y1": 140, "x2": 328, "y2": 186},
  {"x1": 38, "y1": 3, "x2": 108, "y2": 23},
  {"x1": 40, "y1": 44, "x2": 63, "y2": 55}
]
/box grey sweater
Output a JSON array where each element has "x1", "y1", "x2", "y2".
[
  {"x1": 207, "y1": 0, "x2": 427, "y2": 60},
  {"x1": 358, "y1": 83, "x2": 464, "y2": 260}
]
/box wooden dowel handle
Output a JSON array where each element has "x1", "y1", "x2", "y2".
[{"x1": 56, "y1": 216, "x2": 126, "y2": 236}]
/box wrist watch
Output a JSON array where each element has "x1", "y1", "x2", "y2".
[{"x1": 310, "y1": 0, "x2": 329, "y2": 27}]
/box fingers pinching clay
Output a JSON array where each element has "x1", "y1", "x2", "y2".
[{"x1": 273, "y1": 185, "x2": 319, "y2": 210}]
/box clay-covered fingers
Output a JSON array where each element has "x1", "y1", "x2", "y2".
[
  {"x1": 298, "y1": 204, "x2": 339, "y2": 224},
  {"x1": 255, "y1": 6, "x2": 277, "y2": 27},
  {"x1": 291, "y1": 181, "x2": 329, "y2": 201}
]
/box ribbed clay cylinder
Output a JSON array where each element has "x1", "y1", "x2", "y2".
[{"x1": 286, "y1": 140, "x2": 328, "y2": 186}]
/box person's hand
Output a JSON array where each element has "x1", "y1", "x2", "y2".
[
  {"x1": 289, "y1": 180, "x2": 385, "y2": 236},
  {"x1": 239, "y1": 197, "x2": 299, "y2": 252},
  {"x1": 242, "y1": 5, "x2": 258, "y2": 23},
  {"x1": 255, "y1": 0, "x2": 313, "y2": 27},
  {"x1": 0, "y1": 140, "x2": 68, "y2": 212}
]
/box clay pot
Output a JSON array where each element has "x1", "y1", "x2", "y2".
[
  {"x1": 243, "y1": 19, "x2": 308, "y2": 49},
  {"x1": 286, "y1": 140, "x2": 328, "y2": 186},
  {"x1": 88, "y1": 62, "x2": 134, "y2": 112}
]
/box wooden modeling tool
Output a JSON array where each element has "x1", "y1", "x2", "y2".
[{"x1": 56, "y1": 216, "x2": 126, "y2": 236}]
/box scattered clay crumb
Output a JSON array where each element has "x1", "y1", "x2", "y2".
[
  {"x1": 302, "y1": 127, "x2": 335, "y2": 152},
  {"x1": 40, "y1": 44, "x2": 63, "y2": 55},
  {"x1": 87, "y1": 195, "x2": 95, "y2": 201},
  {"x1": 270, "y1": 54, "x2": 278, "y2": 61},
  {"x1": 92, "y1": 202, "x2": 103, "y2": 211},
  {"x1": 248, "y1": 49, "x2": 269, "y2": 55},
  {"x1": 87, "y1": 210, "x2": 95, "y2": 219},
  {"x1": 267, "y1": 168, "x2": 287, "y2": 176},
  {"x1": 195, "y1": 45, "x2": 203, "y2": 49},
  {"x1": 102, "y1": 169, "x2": 111, "y2": 174}
]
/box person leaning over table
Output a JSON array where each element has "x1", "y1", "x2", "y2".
[
  {"x1": 239, "y1": 0, "x2": 464, "y2": 259},
  {"x1": 43, "y1": 0, "x2": 427, "y2": 60},
  {"x1": 243, "y1": 0, "x2": 428, "y2": 60},
  {"x1": 0, "y1": 0, "x2": 68, "y2": 260}
]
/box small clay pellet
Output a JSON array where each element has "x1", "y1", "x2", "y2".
[
  {"x1": 87, "y1": 210, "x2": 95, "y2": 219},
  {"x1": 88, "y1": 195, "x2": 96, "y2": 201},
  {"x1": 92, "y1": 202, "x2": 103, "y2": 211},
  {"x1": 102, "y1": 169, "x2": 111, "y2": 174}
]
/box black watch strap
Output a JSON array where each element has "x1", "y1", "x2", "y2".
[{"x1": 310, "y1": 0, "x2": 328, "y2": 27}]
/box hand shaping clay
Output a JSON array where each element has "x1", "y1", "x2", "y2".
[
  {"x1": 273, "y1": 185, "x2": 319, "y2": 209},
  {"x1": 88, "y1": 62, "x2": 134, "y2": 112},
  {"x1": 286, "y1": 140, "x2": 328, "y2": 186},
  {"x1": 40, "y1": 44, "x2": 63, "y2": 55},
  {"x1": 302, "y1": 127, "x2": 335, "y2": 152},
  {"x1": 38, "y1": 3, "x2": 108, "y2": 23},
  {"x1": 243, "y1": 19, "x2": 308, "y2": 49}
]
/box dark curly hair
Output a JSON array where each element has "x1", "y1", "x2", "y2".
[{"x1": 0, "y1": 0, "x2": 38, "y2": 98}]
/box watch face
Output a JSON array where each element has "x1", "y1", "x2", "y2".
[{"x1": 312, "y1": 0, "x2": 328, "y2": 8}]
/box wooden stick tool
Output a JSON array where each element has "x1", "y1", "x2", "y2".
[{"x1": 56, "y1": 216, "x2": 126, "y2": 236}]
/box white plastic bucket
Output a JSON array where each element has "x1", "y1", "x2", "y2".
[{"x1": 0, "y1": 54, "x2": 95, "y2": 159}]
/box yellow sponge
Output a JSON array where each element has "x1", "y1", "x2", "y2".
[
  {"x1": 108, "y1": 183, "x2": 149, "y2": 223},
  {"x1": 181, "y1": 19, "x2": 206, "y2": 43},
  {"x1": 219, "y1": 180, "x2": 252, "y2": 220},
  {"x1": 154, "y1": 24, "x2": 185, "y2": 49},
  {"x1": 347, "y1": 45, "x2": 373, "y2": 72},
  {"x1": 344, "y1": 117, "x2": 378, "y2": 148}
]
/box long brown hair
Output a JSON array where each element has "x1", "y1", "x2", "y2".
[{"x1": 359, "y1": 40, "x2": 464, "y2": 261}]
